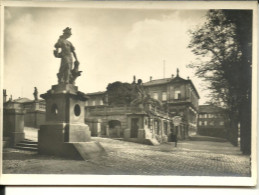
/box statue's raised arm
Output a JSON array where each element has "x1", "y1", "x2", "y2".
[{"x1": 54, "y1": 27, "x2": 82, "y2": 85}]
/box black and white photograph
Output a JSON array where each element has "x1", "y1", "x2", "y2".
[{"x1": 0, "y1": 1, "x2": 257, "y2": 186}]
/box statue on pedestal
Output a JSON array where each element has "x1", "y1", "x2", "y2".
[
  {"x1": 33, "y1": 87, "x2": 38, "y2": 101},
  {"x1": 54, "y1": 27, "x2": 82, "y2": 85}
]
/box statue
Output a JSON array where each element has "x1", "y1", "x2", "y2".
[
  {"x1": 54, "y1": 27, "x2": 82, "y2": 84},
  {"x1": 33, "y1": 87, "x2": 38, "y2": 101},
  {"x1": 130, "y1": 79, "x2": 162, "y2": 109},
  {"x1": 8, "y1": 95, "x2": 12, "y2": 102}
]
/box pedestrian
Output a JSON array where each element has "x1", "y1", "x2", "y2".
[
  {"x1": 172, "y1": 127, "x2": 178, "y2": 147},
  {"x1": 175, "y1": 131, "x2": 178, "y2": 147}
]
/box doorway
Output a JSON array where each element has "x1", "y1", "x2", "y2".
[{"x1": 131, "y1": 118, "x2": 139, "y2": 138}]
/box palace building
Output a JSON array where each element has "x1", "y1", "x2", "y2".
[
  {"x1": 3, "y1": 69, "x2": 200, "y2": 145},
  {"x1": 84, "y1": 69, "x2": 200, "y2": 141},
  {"x1": 143, "y1": 69, "x2": 199, "y2": 135}
]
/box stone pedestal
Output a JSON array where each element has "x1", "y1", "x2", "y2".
[
  {"x1": 38, "y1": 84, "x2": 105, "y2": 160},
  {"x1": 3, "y1": 105, "x2": 25, "y2": 147}
]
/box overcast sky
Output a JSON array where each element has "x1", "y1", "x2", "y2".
[{"x1": 4, "y1": 7, "x2": 209, "y2": 104}]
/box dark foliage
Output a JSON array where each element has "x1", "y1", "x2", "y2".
[
  {"x1": 106, "y1": 81, "x2": 137, "y2": 106},
  {"x1": 188, "y1": 10, "x2": 252, "y2": 154}
]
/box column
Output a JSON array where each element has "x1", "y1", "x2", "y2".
[
  {"x1": 106, "y1": 124, "x2": 110, "y2": 137},
  {"x1": 97, "y1": 119, "x2": 102, "y2": 137}
]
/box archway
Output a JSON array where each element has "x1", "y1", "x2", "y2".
[{"x1": 108, "y1": 120, "x2": 122, "y2": 138}]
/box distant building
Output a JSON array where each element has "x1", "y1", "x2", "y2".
[
  {"x1": 198, "y1": 105, "x2": 228, "y2": 138},
  {"x1": 143, "y1": 69, "x2": 199, "y2": 135}
]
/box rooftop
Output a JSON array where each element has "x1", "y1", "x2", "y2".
[
  {"x1": 13, "y1": 97, "x2": 33, "y2": 103},
  {"x1": 199, "y1": 105, "x2": 225, "y2": 113},
  {"x1": 12, "y1": 97, "x2": 45, "y2": 103},
  {"x1": 86, "y1": 91, "x2": 106, "y2": 96},
  {"x1": 143, "y1": 74, "x2": 200, "y2": 99},
  {"x1": 143, "y1": 78, "x2": 172, "y2": 86}
]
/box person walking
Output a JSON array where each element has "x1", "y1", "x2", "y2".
[{"x1": 174, "y1": 127, "x2": 179, "y2": 147}]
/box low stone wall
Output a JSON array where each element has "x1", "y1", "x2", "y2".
[
  {"x1": 24, "y1": 110, "x2": 45, "y2": 128},
  {"x1": 85, "y1": 106, "x2": 130, "y2": 137}
]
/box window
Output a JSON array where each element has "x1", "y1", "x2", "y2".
[
  {"x1": 85, "y1": 101, "x2": 89, "y2": 106},
  {"x1": 174, "y1": 90, "x2": 181, "y2": 99},
  {"x1": 162, "y1": 92, "x2": 167, "y2": 101},
  {"x1": 100, "y1": 99, "x2": 103, "y2": 105},
  {"x1": 220, "y1": 121, "x2": 224, "y2": 126},
  {"x1": 199, "y1": 114, "x2": 206, "y2": 118},
  {"x1": 200, "y1": 121, "x2": 207, "y2": 126},
  {"x1": 153, "y1": 92, "x2": 158, "y2": 100},
  {"x1": 92, "y1": 100, "x2": 96, "y2": 106}
]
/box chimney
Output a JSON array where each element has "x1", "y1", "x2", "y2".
[
  {"x1": 171, "y1": 74, "x2": 174, "y2": 78},
  {"x1": 176, "y1": 68, "x2": 179, "y2": 77},
  {"x1": 150, "y1": 76, "x2": 152, "y2": 81},
  {"x1": 187, "y1": 76, "x2": 190, "y2": 80},
  {"x1": 3, "y1": 89, "x2": 7, "y2": 103}
]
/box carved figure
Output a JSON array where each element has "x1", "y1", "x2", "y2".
[
  {"x1": 33, "y1": 87, "x2": 38, "y2": 101},
  {"x1": 130, "y1": 79, "x2": 162, "y2": 109},
  {"x1": 8, "y1": 95, "x2": 12, "y2": 102},
  {"x1": 54, "y1": 27, "x2": 82, "y2": 84}
]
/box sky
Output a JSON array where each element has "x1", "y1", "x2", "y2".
[{"x1": 3, "y1": 7, "x2": 209, "y2": 104}]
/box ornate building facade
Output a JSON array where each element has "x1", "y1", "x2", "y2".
[
  {"x1": 85, "y1": 69, "x2": 200, "y2": 141},
  {"x1": 143, "y1": 69, "x2": 199, "y2": 135}
]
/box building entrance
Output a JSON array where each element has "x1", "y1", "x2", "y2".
[{"x1": 130, "y1": 118, "x2": 139, "y2": 138}]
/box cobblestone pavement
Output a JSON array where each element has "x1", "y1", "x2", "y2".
[{"x1": 3, "y1": 134, "x2": 251, "y2": 176}]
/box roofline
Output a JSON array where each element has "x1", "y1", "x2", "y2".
[
  {"x1": 143, "y1": 77, "x2": 200, "y2": 99},
  {"x1": 86, "y1": 91, "x2": 106, "y2": 96},
  {"x1": 187, "y1": 80, "x2": 200, "y2": 99}
]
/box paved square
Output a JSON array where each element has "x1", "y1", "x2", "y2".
[{"x1": 3, "y1": 129, "x2": 251, "y2": 176}]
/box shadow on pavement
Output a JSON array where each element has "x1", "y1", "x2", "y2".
[{"x1": 189, "y1": 135, "x2": 227, "y2": 142}]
